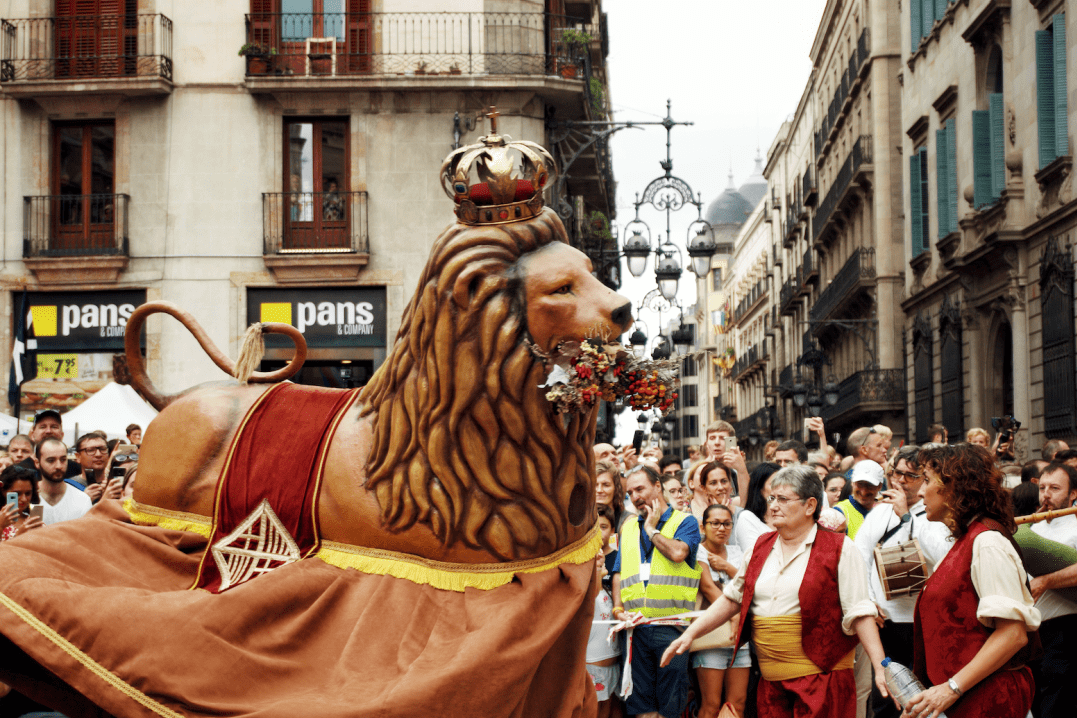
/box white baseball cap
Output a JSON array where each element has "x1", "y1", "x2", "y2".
[{"x1": 851, "y1": 460, "x2": 885, "y2": 487}]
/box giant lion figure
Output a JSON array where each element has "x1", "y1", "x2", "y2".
[{"x1": 0, "y1": 203, "x2": 633, "y2": 718}]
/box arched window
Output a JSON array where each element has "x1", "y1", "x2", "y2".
[
  {"x1": 913, "y1": 313, "x2": 934, "y2": 444},
  {"x1": 972, "y1": 45, "x2": 1005, "y2": 207}
]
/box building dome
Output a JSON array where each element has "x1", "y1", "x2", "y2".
[
  {"x1": 738, "y1": 150, "x2": 767, "y2": 208},
  {"x1": 704, "y1": 169, "x2": 753, "y2": 227}
]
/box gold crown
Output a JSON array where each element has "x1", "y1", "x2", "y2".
[{"x1": 440, "y1": 108, "x2": 556, "y2": 226}]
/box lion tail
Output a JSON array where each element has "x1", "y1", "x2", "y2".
[{"x1": 123, "y1": 300, "x2": 308, "y2": 411}]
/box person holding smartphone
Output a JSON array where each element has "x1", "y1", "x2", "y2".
[{"x1": 0, "y1": 465, "x2": 44, "y2": 541}]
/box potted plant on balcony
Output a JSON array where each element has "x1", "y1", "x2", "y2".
[
  {"x1": 239, "y1": 43, "x2": 277, "y2": 75},
  {"x1": 557, "y1": 28, "x2": 591, "y2": 78}
]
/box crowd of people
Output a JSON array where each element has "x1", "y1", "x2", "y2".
[{"x1": 589, "y1": 418, "x2": 1073, "y2": 718}]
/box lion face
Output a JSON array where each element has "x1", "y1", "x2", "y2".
[{"x1": 519, "y1": 243, "x2": 633, "y2": 353}]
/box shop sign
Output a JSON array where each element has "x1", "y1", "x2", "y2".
[
  {"x1": 37, "y1": 354, "x2": 78, "y2": 379},
  {"x1": 247, "y1": 287, "x2": 386, "y2": 348},
  {"x1": 15, "y1": 290, "x2": 147, "y2": 352}
]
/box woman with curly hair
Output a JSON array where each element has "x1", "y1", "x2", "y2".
[
  {"x1": 595, "y1": 460, "x2": 624, "y2": 530},
  {"x1": 904, "y1": 443, "x2": 1040, "y2": 718}
]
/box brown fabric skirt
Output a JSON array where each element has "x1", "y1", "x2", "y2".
[{"x1": 0, "y1": 501, "x2": 598, "y2": 718}]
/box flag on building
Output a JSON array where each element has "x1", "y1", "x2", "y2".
[{"x1": 8, "y1": 289, "x2": 37, "y2": 409}]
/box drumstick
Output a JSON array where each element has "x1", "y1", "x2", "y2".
[{"x1": 1015, "y1": 505, "x2": 1077, "y2": 525}]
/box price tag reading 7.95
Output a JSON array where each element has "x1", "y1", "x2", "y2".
[{"x1": 36, "y1": 354, "x2": 78, "y2": 379}]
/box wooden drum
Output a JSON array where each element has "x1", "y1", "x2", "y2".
[{"x1": 874, "y1": 539, "x2": 932, "y2": 600}]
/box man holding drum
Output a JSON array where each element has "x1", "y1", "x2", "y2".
[{"x1": 854, "y1": 445, "x2": 952, "y2": 718}]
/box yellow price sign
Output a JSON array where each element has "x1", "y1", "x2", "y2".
[{"x1": 37, "y1": 354, "x2": 78, "y2": 379}]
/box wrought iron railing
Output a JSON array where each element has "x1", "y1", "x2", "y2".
[
  {"x1": 780, "y1": 276, "x2": 799, "y2": 316},
  {"x1": 821, "y1": 368, "x2": 905, "y2": 421},
  {"x1": 773, "y1": 242, "x2": 782, "y2": 267},
  {"x1": 778, "y1": 364, "x2": 794, "y2": 396},
  {"x1": 809, "y1": 247, "x2": 876, "y2": 322},
  {"x1": 732, "y1": 344, "x2": 761, "y2": 382},
  {"x1": 242, "y1": 12, "x2": 591, "y2": 77},
  {"x1": 802, "y1": 247, "x2": 818, "y2": 284},
  {"x1": 0, "y1": 14, "x2": 172, "y2": 83},
  {"x1": 813, "y1": 135, "x2": 873, "y2": 243},
  {"x1": 803, "y1": 167, "x2": 817, "y2": 207},
  {"x1": 23, "y1": 194, "x2": 129, "y2": 257},
  {"x1": 814, "y1": 28, "x2": 870, "y2": 155},
  {"x1": 262, "y1": 190, "x2": 369, "y2": 254}
]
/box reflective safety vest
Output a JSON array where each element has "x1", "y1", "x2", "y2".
[
  {"x1": 835, "y1": 499, "x2": 867, "y2": 540},
  {"x1": 619, "y1": 510, "x2": 701, "y2": 618}
]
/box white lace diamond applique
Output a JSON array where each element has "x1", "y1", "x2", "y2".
[{"x1": 211, "y1": 498, "x2": 302, "y2": 591}]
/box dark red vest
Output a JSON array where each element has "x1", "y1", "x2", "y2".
[
  {"x1": 732, "y1": 527, "x2": 859, "y2": 671},
  {"x1": 913, "y1": 521, "x2": 992, "y2": 686}
]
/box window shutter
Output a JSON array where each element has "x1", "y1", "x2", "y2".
[
  {"x1": 989, "y1": 93, "x2": 1005, "y2": 199},
  {"x1": 935, "y1": 0, "x2": 947, "y2": 23},
  {"x1": 946, "y1": 119, "x2": 958, "y2": 232},
  {"x1": 922, "y1": 0, "x2": 934, "y2": 41},
  {"x1": 919, "y1": 148, "x2": 930, "y2": 245},
  {"x1": 910, "y1": 152, "x2": 924, "y2": 256},
  {"x1": 973, "y1": 110, "x2": 993, "y2": 208},
  {"x1": 911, "y1": 0, "x2": 922, "y2": 51},
  {"x1": 936, "y1": 126, "x2": 949, "y2": 238},
  {"x1": 1037, "y1": 29, "x2": 1057, "y2": 168},
  {"x1": 1054, "y1": 14, "x2": 1068, "y2": 157}
]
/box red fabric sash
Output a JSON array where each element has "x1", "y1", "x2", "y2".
[
  {"x1": 193, "y1": 383, "x2": 362, "y2": 593},
  {"x1": 733, "y1": 527, "x2": 857, "y2": 671}
]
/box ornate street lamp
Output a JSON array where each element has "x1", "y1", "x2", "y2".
[
  {"x1": 623, "y1": 228, "x2": 652, "y2": 278},
  {"x1": 671, "y1": 324, "x2": 693, "y2": 355},
  {"x1": 636, "y1": 412, "x2": 650, "y2": 431},
  {"x1": 629, "y1": 327, "x2": 648, "y2": 359},
  {"x1": 662, "y1": 415, "x2": 677, "y2": 434},
  {"x1": 651, "y1": 335, "x2": 672, "y2": 361},
  {"x1": 655, "y1": 249, "x2": 682, "y2": 301},
  {"x1": 823, "y1": 374, "x2": 840, "y2": 407},
  {"x1": 792, "y1": 370, "x2": 808, "y2": 408},
  {"x1": 687, "y1": 224, "x2": 717, "y2": 278}
]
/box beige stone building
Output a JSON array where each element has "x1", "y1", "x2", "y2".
[
  {"x1": 899, "y1": 0, "x2": 1077, "y2": 456},
  {"x1": 0, "y1": 0, "x2": 612, "y2": 422}
]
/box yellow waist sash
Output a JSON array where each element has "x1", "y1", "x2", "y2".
[{"x1": 753, "y1": 615, "x2": 854, "y2": 682}]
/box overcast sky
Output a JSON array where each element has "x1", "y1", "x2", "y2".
[{"x1": 603, "y1": 0, "x2": 829, "y2": 443}]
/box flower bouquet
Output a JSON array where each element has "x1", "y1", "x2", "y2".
[{"x1": 532, "y1": 339, "x2": 679, "y2": 415}]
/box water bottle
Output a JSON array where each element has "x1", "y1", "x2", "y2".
[{"x1": 881, "y1": 657, "x2": 946, "y2": 718}]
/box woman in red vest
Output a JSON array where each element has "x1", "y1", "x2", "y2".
[
  {"x1": 661, "y1": 465, "x2": 889, "y2": 717},
  {"x1": 905, "y1": 443, "x2": 1040, "y2": 718}
]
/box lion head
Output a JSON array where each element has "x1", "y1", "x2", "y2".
[{"x1": 359, "y1": 208, "x2": 632, "y2": 560}]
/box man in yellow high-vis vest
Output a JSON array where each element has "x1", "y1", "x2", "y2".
[{"x1": 612, "y1": 464, "x2": 701, "y2": 718}]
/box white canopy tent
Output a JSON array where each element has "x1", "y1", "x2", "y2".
[
  {"x1": 0, "y1": 413, "x2": 33, "y2": 445},
  {"x1": 60, "y1": 382, "x2": 158, "y2": 445}
]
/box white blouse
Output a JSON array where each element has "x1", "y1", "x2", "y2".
[
  {"x1": 723, "y1": 525, "x2": 878, "y2": 635},
  {"x1": 968, "y1": 530, "x2": 1041, "y2": 631}
]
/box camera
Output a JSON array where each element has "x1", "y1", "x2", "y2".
[{"x1": 990, "y1": 415, "x2": 1021, "y2": 443}]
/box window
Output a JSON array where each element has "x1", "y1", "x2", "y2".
[
  {"x1": 1036, "y1": 14, "x2": 1069, "y2": 169},
  {"x1": 53, "y1": 122, "x2": 116, "y2": 250},
  {"x1": 251, "y1": 0, "x2": 371, "y2": 74},
  {"x1": 935, "y1": 119, "x2": 958, "y2": 238},
  {"x1": 713, "y1": 396, "x2": 722, "y2": 417},
  {"x1": 682, "y1": 384, "x2": 698, "y2": 408},
  {"x1": 55, "y1": 0, "x2": 136, "y2": 79},
  {"x1": 681, "y1": 356, "x2": 697, "y2": 377},
  {"x1": 712, "y1": 267, "x2": 723, "y2": 292},
  {"x1": 912, "y1": 0, "x2": 949, "y2": 52},
  {"x1": 909, "y1": 146, "x2": 929, "y2": 256},
  {"x1": 939, "y1": 297, "x2": 964, "y2": 439},
  {"x1": 1040, "y1": 237, "x2": 1077, "y2": 437},
  {"x1": 283, "y1": 118, "x2": 348, "y2": 249},
  {"x1": 913, "y1": 315, "x2": 934, "y2": 445},
  {"x1": 972, "y1": 47, "x2": 1005, "y2": 207},
  {"x1": 682, "y1": 415, "x2": 699, "y2": 441}
]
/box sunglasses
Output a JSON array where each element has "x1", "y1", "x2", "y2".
[{"x1": 113, "y1": 454, "x2": 138, "y2": 463}]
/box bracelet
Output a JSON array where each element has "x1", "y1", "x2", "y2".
[{"x1": 946, "y1": 678, "x2": 963, "y2": 697}]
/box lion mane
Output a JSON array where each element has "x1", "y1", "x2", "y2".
[{"x1": 359, "y1": 208, "x2": 597, "y2": 560}]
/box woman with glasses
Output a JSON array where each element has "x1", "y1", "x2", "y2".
[
  {"x1": 902, "y1": 443, "x2": 1040, "y2": 718},
  {"x1": 693, "y1": 503, "x2": 750, "y2": 718},
  {"x1": 662, "y1": 466, "x2": 888, "y2": 718}
]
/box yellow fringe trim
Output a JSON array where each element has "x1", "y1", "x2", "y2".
[
  {"x1": 123, "y1": 498, "x2": 212, "y2": 539},
  {"x1": 316, "y1": 525, "x2": 604, "y2": 592},
  {"x1": 0, "y1": 591, "x2": 184, "y2": 718}
]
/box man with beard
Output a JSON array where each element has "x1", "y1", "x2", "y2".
[
  {"x1": 34, "y1": 438, "x2": 91, "y2": 525},
  {"x1": 612, "y1": 464, "x2": 701, "y2": 718},
  {"x1": 1026, "y1": 462, "x2": 1077, "y2": 718}
]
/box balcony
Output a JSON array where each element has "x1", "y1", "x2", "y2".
[
  {"x1": 821, "y1": 368, "x2": 905, "y2": 424},
  {"x1": 0, "y1": 14, "x2": 172, "y2": 97},
  {"x1": 812, "y1": 135, "x2": 873, "y2": 245},
  {"x1": 803, "y1": 169, "x2": 818, "y2": 207},
  {"x1": 779, "y1": 275, "x2": 799, "y2": 316},
  {"x1": 809, "y1": 247, "x2": 876, "y2": 325},
  {"x1": 732, "y1": 343, "x2": 767, "y2": 384},
  {"x1": 778, "y1": 364, "x2": 795, "y2": 398},
  {"x1": 783, "y1": 209, "x2": 800, "y2": 249},
  {"x1": 22, "y1": 194, "x2": 129, "y2": 284},
  {"x1": 242, "y1": 11, "x2": 590, "y2": 93},
  {"x1": 772, "y1": 242, "x2": 782, "y2": 267},
  {"x1": 802, "y1": 247, "x2": 819, "y2": 286},
  {"x1": 815, "y1": 27, "x2": 870, "y2": 158},
  {"x1": 262, "y1": 190, "x2": 370, "y2": 283}
]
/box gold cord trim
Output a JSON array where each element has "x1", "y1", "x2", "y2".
[
  {"x1": 123, "y1": 498, "x2": 212, "y2": 538},
  {"x1": 316, "y1": 525, "x2": 603, "y2": 592},
  {"x1": 0, "y1": 592, "x2": 185, "y2": 718}
]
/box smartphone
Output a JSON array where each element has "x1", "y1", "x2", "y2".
[
  {"x1": 84, "y1": 468, "x2": 96, "y2": 483},
  {"x1": 28, "y1": 504, "x2": 43, "y2": 520},
  {"x1": 113, "y1": 444, "x2": 138, "y2": 459},
  {"x1": 724, "y1": 436, "x2": 738, "y2": 451},
  {"x1": 110, "y1": 464, "x2": 127, "y2": 479},
  {"x1": 632, "y1": 430, "x2": 645, "y2": 454},
  {"x1": 5, "y1": 492, "x2": 17, "y2": 511}
]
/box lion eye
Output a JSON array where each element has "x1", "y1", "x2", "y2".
[{"x1": 553, "y1": 284, "x2": 573, "y2": 295}]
